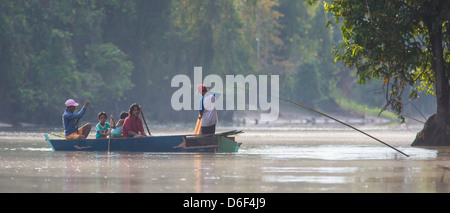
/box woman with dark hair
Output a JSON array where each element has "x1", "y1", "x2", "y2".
[{"x1": 122, "y1": 103, "x2": 149, "y2": 138}]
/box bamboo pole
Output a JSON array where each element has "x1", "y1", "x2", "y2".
[{"x1": 276, "y1": 96, "x2": 409, "y2": 157}]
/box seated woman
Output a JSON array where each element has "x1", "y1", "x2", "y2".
[{"x1": 122, "y1": 103, "x2": 150, "y2": 138}]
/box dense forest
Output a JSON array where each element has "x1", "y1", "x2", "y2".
[{"x1": 0, "y1": 0, "x2": 435, "y2": 126}]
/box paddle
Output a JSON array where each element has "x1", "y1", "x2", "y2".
[
  {"x1": 108, "y1": 132, "x2": 111, "y2": 152},
  {"x1": 139, "y1": 105, "x2": 152, "y2": 136},
  {"x1": 44, "y1": 132, "x2": 64, "y2": 138},
  {"x1": 75, "y1": 117, "x2": 81, "y2": 131},
  {"x1": 108, "y1": 115, "x2": 116, "y2": 153},
  {"x1": 194, "y1": 117, "x2": 202, "y2": 134}
]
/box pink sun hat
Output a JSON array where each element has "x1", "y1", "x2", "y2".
[
  {"x1": 65, "y1": 99, "x2": 79, "y2": 107},
  {"x1": 196, "y1": 84, "x2": 209, "y2": 93}
]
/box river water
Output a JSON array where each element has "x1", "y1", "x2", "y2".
[{"x1": 1, "y1": 127, "x2": 450, "y2": 193}]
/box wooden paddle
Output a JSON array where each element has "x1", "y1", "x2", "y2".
[
  {"x1": 108, "y1": 132, "x2": 111, "y2": 152},
  {"x1": 139, "y1": 105, "x2": 151, "y2": 136},
  {"x1": 194, "y1": 117, "x2": 202, "y2": 134},
  {"x1": 108, "y1": 115, "x2": 116, "y2": 153}
]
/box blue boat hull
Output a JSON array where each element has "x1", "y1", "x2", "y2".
[{"x1": 44, "y1": 131, "x2": 242, "y2": 153}]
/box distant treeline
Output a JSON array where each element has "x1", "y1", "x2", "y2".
[{"x1": 0, "y1": 0, "x2": 432, "y2": 126}]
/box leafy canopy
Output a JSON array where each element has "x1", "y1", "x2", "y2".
[{"x1": 308, "y1": 0, "x2": 450, "y2": 121}]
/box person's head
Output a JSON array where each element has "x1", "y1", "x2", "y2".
[
  {"x1": 128, "y1": 103, "x2": 140, "y2": 118},
  {"x1": 118, "y1": 111, "x2": 129, "y2": 125},
  {"x1": 98, "y1": 112, "x2": 107, "y2": 124},
  {"x1": 65, "y1": 99, "x2": 79, "y2": 113},
  {"x1": 119, "y1": 111, "x2": 129, "y2": 119},
  {"x1": 196, "y1": 84, "x2": 209, "y2": 96}
]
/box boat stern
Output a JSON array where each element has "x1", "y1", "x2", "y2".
[{"x1": 217, "y1": 136, "x2": 241, "y2": 153}]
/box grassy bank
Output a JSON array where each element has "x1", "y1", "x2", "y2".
[{"x1": 335, "y1": 98, "x2": 398, "y2": 121}]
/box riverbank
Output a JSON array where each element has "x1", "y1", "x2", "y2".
[{"x1": 0, "y1": 99, "x2": 428, "y2": 130}]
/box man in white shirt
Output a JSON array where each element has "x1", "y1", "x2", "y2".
[{"x1": 197, "y1": 84, "x2": 221, "y2": 134}]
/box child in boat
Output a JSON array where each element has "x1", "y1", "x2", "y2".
[
  {"x1": 110, "y1": 111, "x2": 129, "y2": 138},
  {"x1": 96, "y1": 112, "x2": 116, "y2": 139}
]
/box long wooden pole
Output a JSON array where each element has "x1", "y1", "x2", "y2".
[
  {"x1": 277, "y1": 97, "x2": 409, "y2": 157},
  {"x1": 233, "y1": 82, "x2": 409, "y2": 157},
  {"x1": 108, "y1": 133, "x2": 111, "y2": 153},
  {"x1": 140, "y1": 105, "x2": 151, "y2": 136}
]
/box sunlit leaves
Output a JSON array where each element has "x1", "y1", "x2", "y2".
[{"x1": 313, "y1": 0, "x2": 450, "y2": 121}]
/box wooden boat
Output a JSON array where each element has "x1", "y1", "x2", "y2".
[{"x1": 44, "y1": 130, "x2": 243, "y2": 153}]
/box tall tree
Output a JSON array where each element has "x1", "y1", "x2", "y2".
[{"x1": 309, "y1": 0, "x2": 450, "y2": 145}]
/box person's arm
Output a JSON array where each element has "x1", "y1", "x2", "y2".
[
  {"x1": 122, "y1": 118, "x2": 130, "y2": 137},
  {"x1": 76, "y1": 101, "x2": 89, "y2": 117},
  {"x1": 123, "y1": 118, "x2": 140, "y2": 137},
  {"x1": 96, "y1": 124, "x2": 108, "y2": 137},
  {"x1": 66, "y1": 101, "x2": 89, "y2": 119},
  {"x1": 105, "y1": 123, "x2": 112, "y2": 136},
  {"x1": 110, "y1": 115, "x2": 116, "y2": 129},
  {"x1": 198, "y1": 97, "x2": 204, "y2": 118},
  {"x1": 127, "y1": 131, "x2": 139, "y2": 136},
  {"x1": 211, "y1": 92, "x2": 221, "y2": 103},
  {"x1": 99, "y1": 131, "x2": 109, "y2": 137},
  {"x1": 64, "y1": 107, "x2": 86, "y2": 120},
  {"x1": 138, "y1": 118, "x2": 147, "y2": 136}
]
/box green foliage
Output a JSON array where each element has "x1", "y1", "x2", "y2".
[
  {"x1": 1, "y1": 0, "x2": 400, "y2": 125},
  {"x1": 309, "y1": 0, "x2": 450, "y2": 122},
  {"x1": 0, "y1": 0, "x2": 135, "y2": 124},
  {"x1": 84, "y1": 43, "x2": 134, "y2": 102},
  {"x1": 292, "y1": 63, "x2": 324, "y2": 108}
]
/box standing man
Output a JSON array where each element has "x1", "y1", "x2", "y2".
[
  {"x1": 197, "y1": 84, "x2": 221, "y2": 134},
  {"x1": 62, "y1": 99, "x2": 92, "y2": 139}
]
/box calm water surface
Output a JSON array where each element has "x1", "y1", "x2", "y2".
[{"x1": 1, "y1": 127, "x2": 450, "y2": 193}]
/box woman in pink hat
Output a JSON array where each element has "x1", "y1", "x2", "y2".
[{"x1": 62, "y1": 99, "x2": 92, "y2": 140}]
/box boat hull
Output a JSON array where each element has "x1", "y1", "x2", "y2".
[{"x1": 44, "y1": 132, "x2": 241, "y2": 153}]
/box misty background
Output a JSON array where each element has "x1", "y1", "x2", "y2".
[{"x1": 0, "y1": 0, "x2": 436, "y2": 127}]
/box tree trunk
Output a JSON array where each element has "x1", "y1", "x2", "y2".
[{"x1": 411, "y1": 17, "x2": 450, "y2": 146}]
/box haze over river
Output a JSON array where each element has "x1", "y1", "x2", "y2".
[{"x1": 1, "y1": 126, "x2": 450, "y2": 193}]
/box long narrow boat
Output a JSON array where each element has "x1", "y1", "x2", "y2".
[{"x1": 44, "y1": 130, "x2": 243, "y2": 153}]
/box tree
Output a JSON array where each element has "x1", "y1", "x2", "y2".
[
  {"x1": 1, "y1": 0, "x2": 385, "y2": 126},
  {"x1": 308, "y1": 0, "x2": 450, "y2": 145},
  {"x1": 274, "y1": 1, "x2": 337, "y2": 109},
  {"x1": 0, "y1": 0, "x2": 135, "y2": 124}
]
